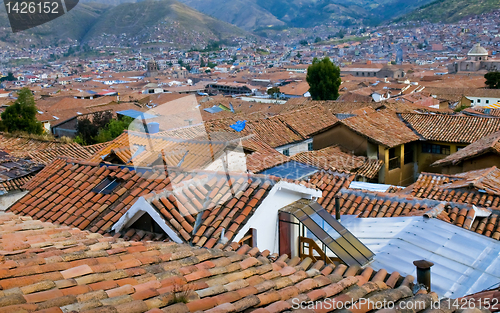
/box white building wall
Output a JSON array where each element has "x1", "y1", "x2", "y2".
[
  {"x1": 275, "y1": 139, "x2": 313, "y2": 156},
  {"x1": 466, "y1": 96, "x2": 500, "y2": 107},
  {"x1": 233, "y1": 182, "x2": 322, "y2": 254}
]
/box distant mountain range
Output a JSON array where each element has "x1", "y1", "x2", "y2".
[
  {"x1": 1, "y1": 0, "x2": 500, "y2": 50},
  {"x1": 399, "y1": 0, "x2": 500, "y2": 23},
  {"x1": 0, "y1": 0, "x2": 249, "y2": 49}
]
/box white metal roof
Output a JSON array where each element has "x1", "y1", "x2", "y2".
[{"x1": 340, "y1": 216, "x2": 500, "y2": 298}]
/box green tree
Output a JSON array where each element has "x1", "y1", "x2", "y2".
[
  {"x1": 0, "y1": 72, "x2": 16, "y2": 82},
  {"x1": 200, "y1": 57, "x2": 206, "y2": 67},
  {"x1": 306, "y1": 57, "x2": 341, "y2": 101},
  {"x1": 485, "y1": 72, "x2": 500, "y2": 89},
  {"x1": 314, "y1": 37, "x2": 322, "y2": 43},
  {"x1": 267, "y1": 86, "x2": 281, "y2": 97},
  {"x1": 93, "y1": 117, "x2": 133, "y2": 143},
  {"x1": 0, "y1": 88, "x2": 43, "y2": 134},
  {"x1": 299, "y1": 40, "x2": 308, "y2": 46},
  {"x1": 75, "y1": 111, "x2": 113, "y2": 145}
]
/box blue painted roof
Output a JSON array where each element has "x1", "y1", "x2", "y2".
[
  {"x1": 260, "y1": 161, "x2": 318, "y2": 180},
  {"x1": 117, "y1": 110, "x2": 157, "y2": 119}
]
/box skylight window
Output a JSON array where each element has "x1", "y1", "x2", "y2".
[{"x1": 92, "y1": 177, "x2": 120, "y2": 194}]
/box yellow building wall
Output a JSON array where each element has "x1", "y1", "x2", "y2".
[
  {"x1": 379, "y1": 144, "x2": 415, "y2": 187},
  {"x1": 416, "y1": 141, "x2": 466, "y2": 174}
]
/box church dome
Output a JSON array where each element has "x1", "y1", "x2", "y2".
[{"x1": 468, "y1": 43, "x2": 488, "y2": 56}]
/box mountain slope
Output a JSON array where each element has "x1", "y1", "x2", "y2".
[
  {"x1": 0, "y1": 0, "x2": 249, "y2": 49},
  {"x1": 177, "y1": 0, "x2": 284, "y2": 30},
  {"x1": 82, "y1": 0, "x2": 250, "y2": 47},
  {"x1": 399, "y1": 0, "x2": 500, "y2": 23},
  {"x1": 253, "y1": 0, "x2": 438, "y2": 27},
  {"x1": 0, "y1": 2, "x2": 109, "y2": 46}
]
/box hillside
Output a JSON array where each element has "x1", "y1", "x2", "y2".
[
  {"x1": 177, "y1": 0, "x2": 285, "y2": 30},
  {"x1": 0, "y1": 0, "x2": 249, "y2": 49},
  {"x1": 253, "y1": 0, "x2": 438, "y2": 27},
  {"x1": 82, "y1": 0, "x2": 250, "y2": 48},
  {"x1": 399, "y1": 0, "x2": 500, "y2": 23},
  {"x1": 0, "y1": 2, "x2": 109, "y2": 47},
  {"x1": 173, "y1": 0, "x2": 439, "y2": 30}
]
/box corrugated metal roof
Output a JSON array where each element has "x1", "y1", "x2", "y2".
[{"x1": 341, "y1": 215, "x2": 500, "y2": 298}]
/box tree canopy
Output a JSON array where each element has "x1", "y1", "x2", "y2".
[
  {"x1": 306, "y1": 57, "x2": 342, "y2": 100},
  {"x1": 0, "y1": 87, "x2": 43, "y2": 134},
  {"x1": 485, "y1": 72, "x2": 500, "y2": 89},
  {"x1": 0, "y1": 72, "x2": 16, "y2": 82},
  {"x1": 267, "y1": 86, "x2": 281, "y2": 98},
  {"x1": 75, "y1": 111, "x2": 133, "y2": 145}
]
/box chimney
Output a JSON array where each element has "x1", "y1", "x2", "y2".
[
  {"x1": 413, "y1": 260, "x2": 434, "y2": 292},
  {"x1": 334, "y1": 196, "x2": 341, "y2": 221}
]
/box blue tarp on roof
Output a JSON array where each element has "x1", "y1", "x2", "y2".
[
  {"x1": 260, "y1": 161, "x2": 318, "y2": 180},
  {"x1": 117, "y1": 110, "x2": 157, "y2": 120},
  {"x1": 230, "y1": 120, "x2": 246, "y2": 132},
  {"x1": 204, "y1": 106, "x2": 224, "y2": 114}
]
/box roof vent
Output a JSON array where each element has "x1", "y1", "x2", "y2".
[{"x1": 413, "y1": 260, "x2": 434, "y2": 292}]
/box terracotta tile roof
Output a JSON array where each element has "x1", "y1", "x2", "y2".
[
  {"x1": 27, "y1": 144, "x2": 94, "y2": 165},
  {"x1": 337, "y1": 91, "x2": 374, "y2": 102},
  {"x1": 432, "y1": 131, "x2": 500, "y2": 167},
  {"x1": 0, "y1": 211, "x2": 428, "y2": 313},
  {"x1": 407, "y1": 168, "x2": 500, "y2": 208},
  {"x1": 341, "y1": 111, "x2": 419, "y2": 148},
  {"x1": 400, "y1": 113, "x2": 500, "y2": 144},
  {"x1": 0, "y1": 133, "x2": 71, "y2": 159},
  {"x1": 279, "y1": 81, "x2": 310, "y2": 96},
  {"x1": 459, "y1": 288, "x2": 500, "y2": 313},
  {"x1": 83, "y1": 142, "x2": 109, "y2": 155},
  {"x1": 88, "y1": 131, "x2": 233, "y2": 170},
  {"x1": 156, "y1": 125, "x2": 289, "y2": 173},
  {"x1": 0, "y1": 153, "x2": 44, "y2": 193},
  {"x1": 143, "y1": 172, "x2": 277, "y2": 249},
  {"x1": 335, "y1": 189, "x2": 500, "y2": 241},
  {"x1": 276, "y1": 105, "x2": 339, "y2": 137},
  {"x1": 291, "y1": 146, "x2": 383, "y2": 179},
  {"x1": 246, "y1": 117, "x2": 306, "y2": 148},
  {"x1": 466, "y1": 107, "x2": 500, "y2": 117},
  {"x1": 308, "y1": 171, "x2": 356, "y2": 212},
  {"x1": 8, "y1": 158, "x2": 309, "y2": 249},
  {"x1": 424, "y1": 87, "x2": 500, "y2": 99},
  {"x1": 286, "y1": 99, "x2": 381, "y2": 114},
  {"x1": 243, "y1": 136, "x2": 290, "y2": 173},
  {"x1": 302, "y1": 170, "x2": 500, "y2": 241},
  {"x1": 8, "y1": 158, "x2": 184, "y2": 234}
]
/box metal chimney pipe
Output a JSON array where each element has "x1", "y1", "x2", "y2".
[
  {"x1": 413, "y1": 260, "x2": 434, "y2": 292},
  {"x1": 335, "y1": 196, "x2": 341, "y2": 221}
]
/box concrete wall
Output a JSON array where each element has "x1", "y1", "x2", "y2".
[{"x1": 0, "y1": 191, "x2": 28, "y2": 211}]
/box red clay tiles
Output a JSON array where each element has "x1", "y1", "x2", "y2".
[{"x1": 0, "y1": 212, "x2": 432, "y2": 313}]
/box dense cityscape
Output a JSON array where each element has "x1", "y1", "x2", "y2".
[{"x1": 0, "y1": 1, "x2": 500, "y2": 313}]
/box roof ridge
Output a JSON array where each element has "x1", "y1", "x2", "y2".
[{"x1": 340, "y1": 187, "x2": 491, "y2": 212}]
